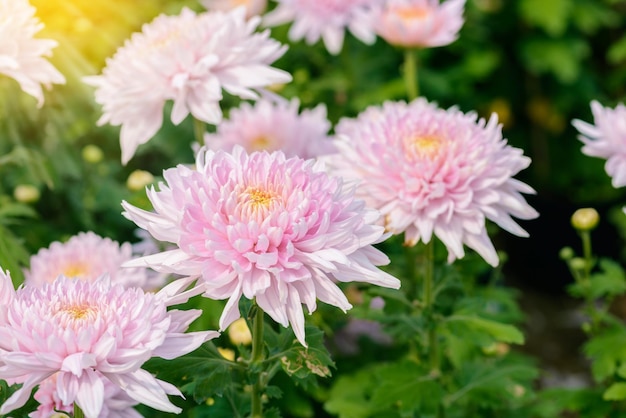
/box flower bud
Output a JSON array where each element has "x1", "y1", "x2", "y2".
[
  {"x1": 217, "y1": 347, "x2": 235, "y2": 361},
  {"x1": 13, "y1": 184, "x2": 40, "y2": 203},
  {"x1": 571, "y1": 208, "x2": 599, "y2": 231},
  {"x1": 126, "y1": 170, "x2": 154, "y2": 191},
  {"x1": 559, "y1": 246, "x2": 574, "y2": 260},
  {"x1": 82, "y1": 144, "x2": 104, "y2": 164},
  {"x1": 228, "y1": 317, "x2": 252, "y2": 346}
]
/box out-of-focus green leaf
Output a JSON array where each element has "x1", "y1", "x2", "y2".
[
  {"x1": 519, "y1": 0, "x2": 572, "y2": 36},
  {"x1": 446, "y1": 315, "x2": 525, "y2": 344},
  {"x1": 608, "y1": 35, "x2": 626, "y2": 64},
  {"x1": 583, "y1": 326, "x2": 626, "y2": 382},
  {"x1": 604, "y1": 382, "x2": 626, "y2": 401},
  {"x1": 520, "y1": 38, "x2": 590, "y2": 83}
]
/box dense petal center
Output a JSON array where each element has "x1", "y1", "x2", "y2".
[
  {"x1": 54, "y1": 303, "x2": 99, "y2": 328},
  {"x1": 404, "y1": 134, "x2": 443, "y2": 160},
  {"x1": 237, "y1": 186, "x2": 283, "y2": 223},
  {"x1": 393, "y1": 5, "x2": 430, "y2": 21}
]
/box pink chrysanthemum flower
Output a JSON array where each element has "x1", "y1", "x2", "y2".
[
  {"x1": 372, "y1": 0, "x2": 465, "y2": 48},
  {"x1": 121, "y1": 147, "x2": 400, "y2": 346},
  {"x1": 0, "y1": 0, "x2": 65, "y2": 107},
  {"x1": 30, "y1": 372, "x2": 142, "y2": 418},
  {"x1": 24, "y1": 231, "x2": 161, "y2": 290},
  {"x1": 263, "y1": 0, "x2": 381, "y2": 55},
  {"x1": 326, "y1": 99, "x2": 538, "y2": 267},
  {"x1": 201, "y1": 0, "x2": 268, "y2": 19},
  {"x1": 84, "y1": 7, "x2": 291, "y2": 164},
  {"x1": 573, "y1": 100, "x2": 626, "y2": 188},
  {"x1": 0, "y1": 272, "x2": 217, "y2": 418},
  {"x1": 204, "y1": 98, "x2": 336, "y2": 158}
]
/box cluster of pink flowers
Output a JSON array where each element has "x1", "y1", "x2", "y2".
[
  {"x1": 0, "y1": 0, "x2": 65, "y2": 107},
  {"x1": 122, "y1": 146, "x2": 401, "y2": 346}
]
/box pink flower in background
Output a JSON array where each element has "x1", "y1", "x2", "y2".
[
  {"x1": 263, "y1": 0, "x2": 381, "y2": 55},
  {"x1": 84, "y1": 7, "x2": 291, "y2": 164},
  {"x1": 573, "y1": 101, "x2": 626, "y2": 188},
  {"x1": 0, "y1": 0, "x2": 65, "y2": 107},
  {"x1": 204, "y1": 98, "x2": 336, "y2": 158},
  {"x1": 372, "y1": 0, "x2": 465, "y2": 48},
  {"x1": 201, "y1": 0, "x2": 268, "y2": 19},
  {"x1": 0, "y1": 273, "x2": 217, "y2": 418},
  {"x1": 122, "y1": 147, "x2": 400, "y2": 346},
  {"x1": 31, "y1": 372, "x2": 142, "y2": 418},
  {"x1": 24, "y1": 231, "x2": 162, "y2": 291},
  {"x1": 326, "y1": 99, "x2": 538, "y2": 267}
]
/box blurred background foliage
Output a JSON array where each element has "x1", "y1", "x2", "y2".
[{"x1": 1, "y1": 0, "x2": 626, "y2": 400}]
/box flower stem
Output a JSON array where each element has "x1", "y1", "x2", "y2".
[
  {"x1": 403, "y1": 48, "x2": 419, "y2": 101},
  {"x1": 74, "y1": 404, "x2": 85, "y2": 418},
  {"x1": 193, "y1": 117, "x2": 206, "y2": 147},
  {"x1": 250, "y1": 304, "x2": 265, "y2": 418},
  {"x1": 423, "y1": 240, "x2": 439, "y2": 373}
]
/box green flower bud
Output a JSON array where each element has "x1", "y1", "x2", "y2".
[
  {"x1": 571, "y1": 208, "x2": 599, "y2": 232},
  {"x1": 82, "y1": 144, "x2": 104, "y2": 164},
  {"x1": 13, "y1": 184, "x2": 40, "y2": 203},
  {"x1": 559, "y1": 246, "x2": 574, "y2": 260}
]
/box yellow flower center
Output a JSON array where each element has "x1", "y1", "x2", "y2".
[
  {"x1": 405, "y1": 134, "x2": 442, "y2": 160},
  {"x1": 248, "y1": 188, "x2": 274, "y2": 207},
  {"x1": 238, "y1": 186, "x2": 281, "y2": 222},
  {"x1": 395, "y1": 6, "x2": 430, "y2": 21},
  {"x1": 62, "y1": 263, "x2": 90, "y2": 279},
  {"x1": 63, "y1": 304, "x2": 95, "y2": 320},
  {"x1": 250, "y1": 136, "x2": 273, "y2": 151}
]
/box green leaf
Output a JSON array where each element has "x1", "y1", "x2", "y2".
[
  {"x1": 588, "y1": 259, "x2": 626, "y2": 298},
  {"x1": 520, "y1": 38, "x2": 590, "y2": 84},
  {"x1": 603, "y1": 382, "x2": 626, "y2": 401},
  {"x1": 446, "y1": 315, "x2": 525, "y2": 344},
  {"x1": 519, "y1": 0, "x2": 572, "y2": 36},
  {"x1": 324, "y1": 367, "x2": 379, "y2": 418},
  {"x1": 608, "y1": 35, "x2": 626, "y2": 64},
  {"x1": 279, "y1": 325, "x2": 335, "y2": 381},
  {"x1": 0, "y1": 202, "x2": 37, "y2": 221},
  {"x1": 583, "y1": 326, "x2": 626, "y2": 382},
  {"x1": 370, "y1": 360, "x2": 443, "y2": 414},
  {"x1": 0, "y1": 224, "x2": 30, "y2": 285}
]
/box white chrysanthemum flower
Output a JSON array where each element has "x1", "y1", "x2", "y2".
[
  {"x1": 0, "y1": 0, "x2": 65, "y2": 106},
  {"x1": 84, "y1": 7, "x2": 291, "y2": 164}
]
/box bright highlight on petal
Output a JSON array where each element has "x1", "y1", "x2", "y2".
[
  {"x1": 573, "y1": 100, "x2": 626, "y2": 189},
  {"x1": 122, "y1": 147, "x2": 400, "y2": 346},
  {"x1": 84, "y1": 7, "x2": 291, "y2": 164},
  {"x1": 0, "y1": 0, "x2": 65, "y2": 106},
  {"x1": 325, "y1": 98, "x2": 538, "y2": 267}
]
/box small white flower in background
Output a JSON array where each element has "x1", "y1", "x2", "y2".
[{"x1": 0, "y1": 0, "x2": 65, "y2": 107}]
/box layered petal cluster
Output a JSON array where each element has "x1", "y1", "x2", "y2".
[
  {"x1": 24, "y1": 231, "x2": 158, "y2": 290},
  {"x1": 326, "y1": 99, "x2": 538, "y2": 267},
  {"x1": 84, "y1": 7, "x2": 291, "y2": 164},
  {"x1": 201, "y1": 0, "x2": 267, "y2": 19},
  {"x1": 31, "y1": 372, "x2": 142, "y2": 418},
  {"x1": 263, "y1": 0, "x2": 382, "y2": 55},
  {"x1": 372, "y1": 0, "x2": 465, "y2": 48},
  {"x1": 122, "y1": 147, "x2": 400, "y2": 346},
  {"x1": 204, "y1": 98, "x2": 336, "y2": 159},
  {"x1": 0, "y1": 273, "x2": 217, "y2": 418},
  {"x1": 0, "y1": 0, "x2": 65, "y2": 106},
  {"x1": 573, "y1": 100, "x2": 626, "y2": 188}
]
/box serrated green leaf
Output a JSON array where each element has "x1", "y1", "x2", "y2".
[
  {"x1": 588, "y1": 258, "x2": 626, "y2": 298},
  {"x1": 519, "y1": 0, "x2": 571, "y2": 36},
  {"x1": 603, "y1": 382, "x2": 626, "y2": 401},
  {"x1": 446, "y1": 315, "x2": 524, "y2": 344},
  {"x1": 583, "y1": 326, "x2": 626, "y2": 381}
]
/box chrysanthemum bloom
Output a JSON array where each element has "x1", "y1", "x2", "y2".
[
  {"x1": 201, "y1": 0, "x2": 267, "y2": 19},
  {"x1": 573, "y1": 100, "x2": 626, "y2": 188},
  {"x1": 0, "y1": 0, "x2": 65, "y2": 107},
  {"x1": 326, "y1": 99, "x2": 538, "y2": 267},
  {"x1": 0, "y1": 273, "x2": 217, "y2": 418},
  {"x1": 371, "y1": 0, "x2": 465, "y2": 48},
  {"x1": 24, "y1": 231, "x2": 160, "y2": 290},
  {"x1": 204, "y1": 98, "x2": 336, "y2": 158},
  {"x1": 263, "y1": 0, "x2": 381, "y2": 55},
  {"x1": 84, "y1": 7, "x2": 291, "y2": 164},
  {"x1": 121, "y1": 147, "x2": 400, "y2": 346},
  {"x1": 30, "y1": 372, "x2": 142, "y2": 418}
]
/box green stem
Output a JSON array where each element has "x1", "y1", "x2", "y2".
[
  {"x1": 74, "y1": 404, "x2": 85, "y2": 418},
  {"x1": 423, "y1": 240, "x2": 439, "y2": 374},
  {"x1": 403, "y1": 48, "x2": 419, "y2": 101},
  {"x1": 581, "y1": 230, "x2": 592, "y2": 279},
  {"x1": 193, "y1": 117, "x2": 206, "y2": 147},
  {"x1": 250, "y1": 304, "x2": 265, "y2": 418}
]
